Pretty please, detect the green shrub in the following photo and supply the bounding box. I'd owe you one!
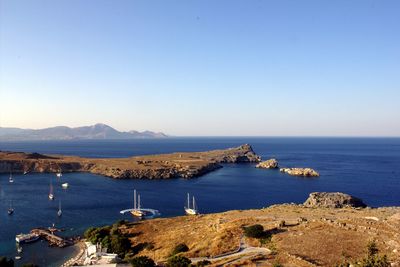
[171,243,189,255]
[166,255,191,267]
[244,224,265,238]
[110,234,131,257]
[130,256,155,267]
[0,257,14,267]
[272,263,284,267]
[195,260,211,266]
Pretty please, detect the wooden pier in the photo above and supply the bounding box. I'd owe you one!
[30,228,73,247]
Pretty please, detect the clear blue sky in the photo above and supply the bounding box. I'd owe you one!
[1,0,399,136]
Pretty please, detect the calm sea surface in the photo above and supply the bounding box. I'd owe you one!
[1,137,399,266]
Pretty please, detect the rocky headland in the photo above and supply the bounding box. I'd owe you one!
[0,144,261,179]
[303,192,367,208]
[280,167,320,177]
[92,193,399,267]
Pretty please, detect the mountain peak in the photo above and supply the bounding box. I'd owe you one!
[0,124,167,141]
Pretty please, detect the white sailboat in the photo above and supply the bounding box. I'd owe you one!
[61,183,69,189]
[57,200,62,217]
[9,173,14,183]
[130,189,145,218]
[184,193,199,215]
[56,171,62,178]
[49,179,54,200]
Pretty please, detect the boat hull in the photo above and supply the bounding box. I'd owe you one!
[185,208,198,215]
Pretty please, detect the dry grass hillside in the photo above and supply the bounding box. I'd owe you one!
[119,204,400,266]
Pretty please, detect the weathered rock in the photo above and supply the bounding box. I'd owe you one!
[280,167,319,177]
[256,158,279,169]
[303,192,367,208]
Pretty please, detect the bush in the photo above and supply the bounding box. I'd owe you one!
[22,264,39,267]
[166,255,191,267]
[110,234,131,257]
[0,257,14,267]
[244,224,265,238]
[195,260,211,266]
[130,256,155,267]
[171,243,189,255]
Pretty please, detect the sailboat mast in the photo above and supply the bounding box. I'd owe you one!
[193,196,196,210]
[187,193,190,209]
[134,189,137,210]
[138,194,141,210]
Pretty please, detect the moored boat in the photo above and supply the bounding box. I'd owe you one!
[8,200,14,215]
[57,200,62,217]
[130,189,146,218]
[61,183,69,189]
[49,179,55,200]
[184,193,199,215]
[15,233,40,243]
[9,173,14,183]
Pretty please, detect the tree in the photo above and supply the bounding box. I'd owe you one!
[244,224,265,238]
[110,234,131,257]
[0,257,14,267]
[171,243,189,255]
[166,255,191,267]
[130,256,155,267]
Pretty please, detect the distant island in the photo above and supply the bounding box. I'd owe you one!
[0,123,167,141]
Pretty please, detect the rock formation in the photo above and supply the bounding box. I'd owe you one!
[303,192,367,208]
[0,144,260,180]
[256,158,279,169]
[280,167,319,177]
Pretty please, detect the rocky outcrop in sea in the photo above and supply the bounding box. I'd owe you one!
[280,167,319,177]
[256,158,279,169]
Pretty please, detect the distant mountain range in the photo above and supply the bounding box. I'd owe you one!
[0,123,167,141]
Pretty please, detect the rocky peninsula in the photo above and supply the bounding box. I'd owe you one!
[0,144,261,179]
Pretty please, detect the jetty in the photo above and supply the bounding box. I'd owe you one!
[30,228,74,247]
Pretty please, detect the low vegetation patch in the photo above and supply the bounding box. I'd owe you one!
[0,257,13,267]
[166,254,192,267]
[84,221,131,259]
[337,241,391,267]
[130,255,155,267]
[171,243,189,255]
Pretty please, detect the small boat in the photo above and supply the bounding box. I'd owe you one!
[57,200,62,217]
[23,170,29,175]
[15,233,40,243]
[56,171,62,178]
[17,245,22,253]
[15,256,21,260]
[8,200,14,215]
[130,189,145,218]
[184,193,199,215]
[61,183,69,189]
[49,179,55,200]
[9,173,14,183]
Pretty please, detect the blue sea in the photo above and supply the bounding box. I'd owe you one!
[0,137,399,266]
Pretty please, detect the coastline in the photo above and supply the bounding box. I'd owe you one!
[0,144,260,179]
